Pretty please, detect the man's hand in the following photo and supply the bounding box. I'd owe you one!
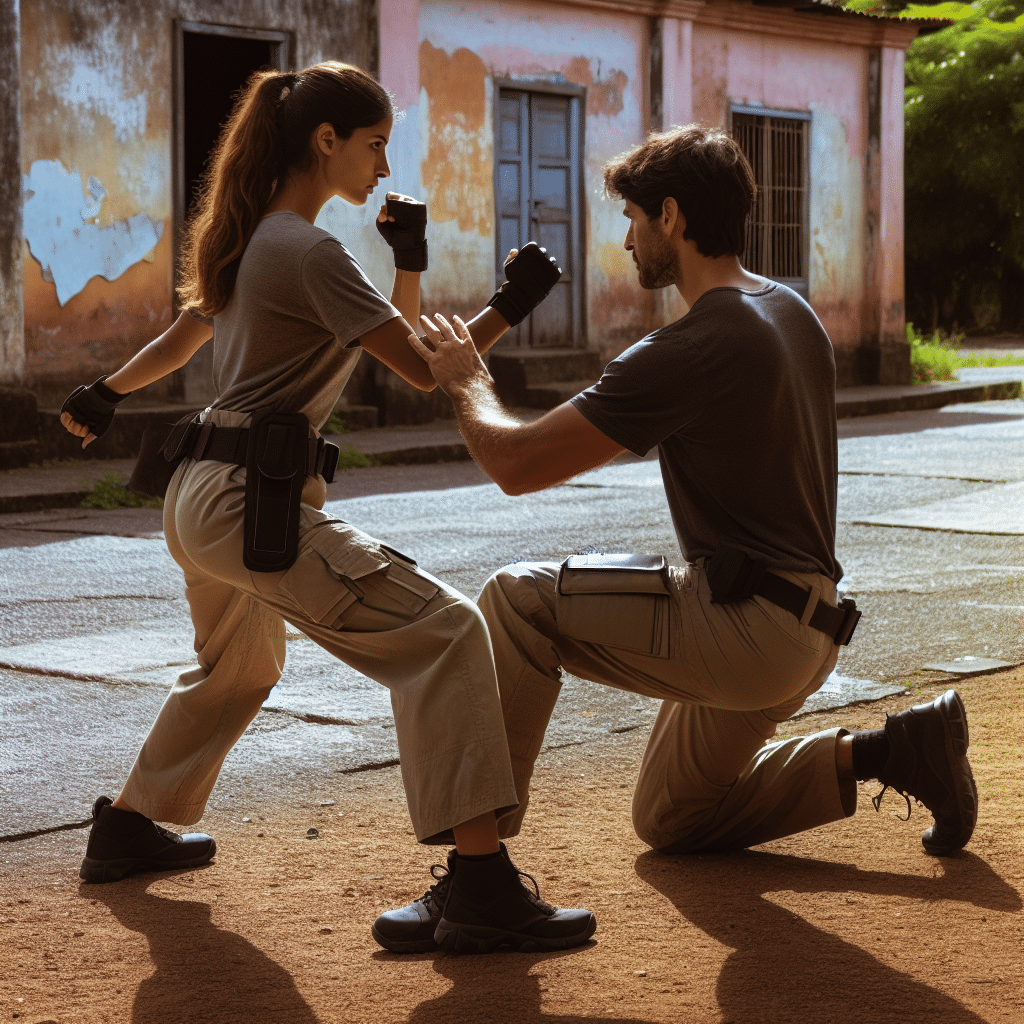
[408,314,490,395]
[376,192,428,272]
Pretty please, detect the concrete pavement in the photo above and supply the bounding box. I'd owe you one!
[1,371,1021,515]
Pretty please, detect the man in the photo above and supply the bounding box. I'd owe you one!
[403,125,976,866]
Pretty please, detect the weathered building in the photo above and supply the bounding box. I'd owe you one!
[1,0,933,424]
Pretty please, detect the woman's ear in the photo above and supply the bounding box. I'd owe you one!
[314,123,336,156]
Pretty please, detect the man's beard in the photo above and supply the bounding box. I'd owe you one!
[634,237,679,290]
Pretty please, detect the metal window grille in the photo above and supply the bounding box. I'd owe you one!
[732,111,808,282]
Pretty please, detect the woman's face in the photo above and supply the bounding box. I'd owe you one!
[322,114,393,206]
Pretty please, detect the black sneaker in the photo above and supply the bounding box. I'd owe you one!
[434,843,597,954]
[371,852,455,953]
[873,689,978,856]
[79,796,217,883]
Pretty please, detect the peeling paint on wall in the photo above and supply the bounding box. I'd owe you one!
[562,56,629,117]
[22,159,163,306]
[419,41,493,235]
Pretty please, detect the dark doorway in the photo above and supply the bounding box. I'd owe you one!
[182,33,276,218]
[173,21,291,401]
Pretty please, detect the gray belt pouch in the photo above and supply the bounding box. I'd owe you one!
[556,553,672,658]
[243,409,309,573]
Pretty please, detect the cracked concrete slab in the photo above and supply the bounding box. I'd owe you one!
[853,481,1024,535]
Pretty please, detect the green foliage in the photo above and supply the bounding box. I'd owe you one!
[908,323,961,382]
[324,412,347,435]
[906,322,1024,382]
[335,445,376,470]
[81,472,163,509]
[901,0,1024,331]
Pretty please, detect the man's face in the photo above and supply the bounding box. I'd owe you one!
[623,199,679,290]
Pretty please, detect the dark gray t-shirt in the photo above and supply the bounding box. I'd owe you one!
[572,282,842,581]
[209,211,399,429]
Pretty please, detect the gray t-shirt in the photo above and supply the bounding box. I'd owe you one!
[572,282,842,582]
[208,211,399,429]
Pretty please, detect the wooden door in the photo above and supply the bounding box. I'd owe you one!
[495,88,583,348]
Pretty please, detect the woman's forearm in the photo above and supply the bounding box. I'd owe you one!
[106,312,213,394]
[391,270,421,330]
[463,306,510,356]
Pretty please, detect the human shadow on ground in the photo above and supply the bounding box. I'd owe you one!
[399,944,660,1024]
[838,407,1024,439]
[85,876,320,1024]
[635,848,1020,1024]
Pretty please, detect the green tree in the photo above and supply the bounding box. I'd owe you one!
[900,0,1024,332]
[833,0,1024,331]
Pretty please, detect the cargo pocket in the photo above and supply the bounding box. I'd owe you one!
[279,524,438,631]
[555,555,672,658]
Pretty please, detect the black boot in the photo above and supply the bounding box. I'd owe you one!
[873,689,977,856]
[79,796,217,883]
[434,844,596,954]
[371,851,456,953]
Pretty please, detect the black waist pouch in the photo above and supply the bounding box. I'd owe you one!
[243,410,309,573]
[127,413,200,499]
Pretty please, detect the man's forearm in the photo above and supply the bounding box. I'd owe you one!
[447,376,526,491]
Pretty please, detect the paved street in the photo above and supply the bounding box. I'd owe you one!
[1,397,1022,840]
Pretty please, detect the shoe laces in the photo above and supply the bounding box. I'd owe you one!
[871,784,914,821]
[513,867,556,914]
[416,863,452,912]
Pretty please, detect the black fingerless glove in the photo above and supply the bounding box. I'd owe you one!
[487,242,562,327]
[60,376,132,439]
[376,197,428,272]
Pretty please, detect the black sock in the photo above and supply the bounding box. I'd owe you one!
[851,729,890,781]
[457,850,502,863]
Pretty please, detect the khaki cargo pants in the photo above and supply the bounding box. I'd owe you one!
[478,560,857,853]
[121,410,518,841]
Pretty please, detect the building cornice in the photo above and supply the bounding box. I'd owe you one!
[551,0,925,50]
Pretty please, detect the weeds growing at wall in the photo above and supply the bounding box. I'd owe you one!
[81,472,163,509]
[908,323,1024,384]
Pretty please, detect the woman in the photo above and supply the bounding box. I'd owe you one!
[61,61,594,955]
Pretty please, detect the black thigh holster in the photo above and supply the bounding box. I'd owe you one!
[243,410,310,573]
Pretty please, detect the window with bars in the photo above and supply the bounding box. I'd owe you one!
[731,106,810,295]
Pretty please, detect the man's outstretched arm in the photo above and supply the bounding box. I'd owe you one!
[409,314,625,495]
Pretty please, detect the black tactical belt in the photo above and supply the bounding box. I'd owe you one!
[181,421,340,484]
[706,545,860,647]
[754,571,861,647]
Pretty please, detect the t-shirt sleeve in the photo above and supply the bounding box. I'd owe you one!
[571,334,700,457]
[300,238,401,347]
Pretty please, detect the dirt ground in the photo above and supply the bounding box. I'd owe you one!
[2,669,1022,1024]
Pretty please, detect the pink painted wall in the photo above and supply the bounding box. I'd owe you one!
[417,0,651,354]
[688,24,873,361]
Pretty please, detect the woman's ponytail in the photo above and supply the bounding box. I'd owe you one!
[178,70,293,316]
[178,62,393,318]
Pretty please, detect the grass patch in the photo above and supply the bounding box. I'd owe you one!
[81,471,163,509]
[908,323,1024,384]
[908,324,961,383]
[335,445,376,470]
[324,412,347,435]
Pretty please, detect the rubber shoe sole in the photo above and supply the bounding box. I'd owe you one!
[79,839,217,884]
[369,923,439,954]
[434,913,597,954]
[921,689,976,856]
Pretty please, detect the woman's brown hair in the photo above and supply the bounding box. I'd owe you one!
[178,61,393,317]
[604,125,756,260]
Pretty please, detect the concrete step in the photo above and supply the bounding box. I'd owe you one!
[36,405,204,461]
[489,348,603,407]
